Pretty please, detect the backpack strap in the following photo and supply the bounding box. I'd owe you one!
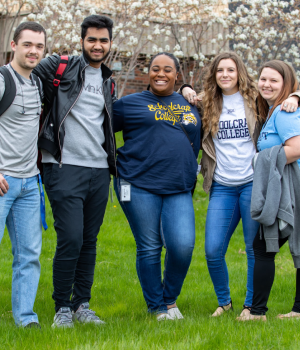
[31,73,42,102]
[0,66,16,117]
[53,55,69,87]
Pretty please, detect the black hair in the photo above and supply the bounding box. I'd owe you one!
[148,52,180,73]
[81,15,113,40]
[13,22,46,44]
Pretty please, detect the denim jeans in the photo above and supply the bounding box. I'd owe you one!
[205,181,259,307]
[0,175,42,326]
[114,177,195,314]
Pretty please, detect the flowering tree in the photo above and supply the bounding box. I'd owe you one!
[159,0,230,91]
[3,0,300,96]
[2,0,231,95]
[228,0,300,79]
[22,0,98,56]
[99,0,231,96]
[99,0,170,97]
[0,0,30,65]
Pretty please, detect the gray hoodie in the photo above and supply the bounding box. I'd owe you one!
[251,144,300,268]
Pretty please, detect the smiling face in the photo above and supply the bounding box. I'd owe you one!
[258,67,284,106]
[149,55,178,96]
[11,29,45,70]
[81,27,112,68]
[215,58,239,95]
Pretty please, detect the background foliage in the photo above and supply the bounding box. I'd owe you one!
[1,0,300,96]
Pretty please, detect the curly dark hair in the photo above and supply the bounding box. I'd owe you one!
[148,52,180,73]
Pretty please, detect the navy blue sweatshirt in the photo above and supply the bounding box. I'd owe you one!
[113,91,201,194]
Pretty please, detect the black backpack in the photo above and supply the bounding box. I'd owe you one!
[0,65,42,116]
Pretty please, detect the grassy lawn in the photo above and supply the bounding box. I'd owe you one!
[0,135,299,349]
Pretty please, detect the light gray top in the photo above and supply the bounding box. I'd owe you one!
[0,64,42,178]
[42,65,108,168]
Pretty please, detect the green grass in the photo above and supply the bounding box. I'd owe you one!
[1,135,299,349]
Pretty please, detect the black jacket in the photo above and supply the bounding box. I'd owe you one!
[33,54,117,176]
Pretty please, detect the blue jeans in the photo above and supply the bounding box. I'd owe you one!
[0,175,42,326]
[114,177,195,314]
[205,181,259,307]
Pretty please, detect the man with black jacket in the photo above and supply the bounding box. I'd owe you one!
[33,15,117,328]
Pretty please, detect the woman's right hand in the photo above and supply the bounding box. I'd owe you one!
[182,87,200,105]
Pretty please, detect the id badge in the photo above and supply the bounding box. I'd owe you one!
[120,179,131,201]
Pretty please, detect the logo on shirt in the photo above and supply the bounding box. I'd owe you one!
[182,113,197,126]
[217,118,250,140]
[258,132,268,142]
[257,132,268,150]
[84,83,103,95]
[147,102,197,126]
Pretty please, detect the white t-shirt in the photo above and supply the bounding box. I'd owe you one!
[212,91,256,186]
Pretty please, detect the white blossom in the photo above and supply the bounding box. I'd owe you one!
[174,50,184,58]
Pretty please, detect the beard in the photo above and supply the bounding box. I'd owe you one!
[82,43,111,64]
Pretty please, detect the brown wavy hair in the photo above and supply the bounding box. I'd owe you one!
[202,51,258,136]
[257,60,299,122]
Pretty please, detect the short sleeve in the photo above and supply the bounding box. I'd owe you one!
[0,73,5,101]
[113,98,124,133]
[274,109,300,143]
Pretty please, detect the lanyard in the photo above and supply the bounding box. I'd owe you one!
[38,174,48,231]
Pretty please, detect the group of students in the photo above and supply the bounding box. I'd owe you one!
[1,14,300,329]
[180,53,300,321]
[116,51,300,322]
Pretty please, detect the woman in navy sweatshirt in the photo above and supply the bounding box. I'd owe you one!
[113,53,201,321]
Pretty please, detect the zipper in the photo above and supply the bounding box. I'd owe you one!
[57,63,89,168]
[103,77,118,177]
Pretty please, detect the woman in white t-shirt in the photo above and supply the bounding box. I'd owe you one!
[181,51,299,317]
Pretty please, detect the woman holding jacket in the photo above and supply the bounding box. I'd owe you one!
[182,52,298,317]
[237,60,300,321]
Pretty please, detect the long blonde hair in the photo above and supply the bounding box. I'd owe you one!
[202,51,258,136]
